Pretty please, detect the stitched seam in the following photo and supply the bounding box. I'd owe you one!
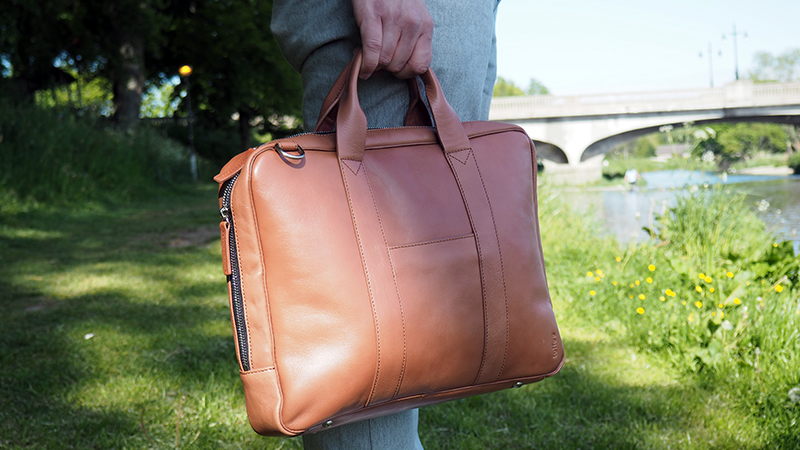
[247,157,290,434]
[449,150,471,165]
[363,169,408,399]
[341,158,362,175]
[341,166,382,405]
[240,366,276,375]
[388,234,474,250]
[447,150,490,385]
[472,154,511,381]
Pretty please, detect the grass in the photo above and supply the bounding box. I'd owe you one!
[1,182,798,449]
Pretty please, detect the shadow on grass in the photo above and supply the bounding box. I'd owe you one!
[420,336,768,450]
[0,186,301,448]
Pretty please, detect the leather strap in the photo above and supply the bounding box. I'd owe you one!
[314,57,431,133]
[333,51,510,392]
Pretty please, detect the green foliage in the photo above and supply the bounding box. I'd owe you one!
[750,48,800,83]
[538,184,800,446]
[493,76,525,96]
[493,76,550,96]
[527,78,550,95]
[611,134,659,160]
[693,123,788,168]
[0,101,203,208]
[789,152,800,174]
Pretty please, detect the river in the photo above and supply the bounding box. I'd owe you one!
[557,170,800,255]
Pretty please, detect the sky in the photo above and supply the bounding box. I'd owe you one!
[494,0,800,96]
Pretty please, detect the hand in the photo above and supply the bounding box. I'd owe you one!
[351,0,434,79]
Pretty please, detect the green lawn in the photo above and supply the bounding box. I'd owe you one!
[1,184,796,449]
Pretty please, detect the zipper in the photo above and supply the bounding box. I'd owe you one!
[219,174,250,371]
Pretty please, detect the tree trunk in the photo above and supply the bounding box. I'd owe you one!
[238,109,251,152]
[112,31,145,131]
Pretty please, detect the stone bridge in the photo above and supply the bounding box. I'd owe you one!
[489,81,800,166]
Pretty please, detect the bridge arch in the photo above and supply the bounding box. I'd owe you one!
[491,81,800,165]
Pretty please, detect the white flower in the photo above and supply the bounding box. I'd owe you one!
[757,200,770,212]
[789,387,800,404]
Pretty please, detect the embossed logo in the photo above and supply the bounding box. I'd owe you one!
[551,333,559,358]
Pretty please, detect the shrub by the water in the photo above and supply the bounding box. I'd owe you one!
[0,102,204,208]
[789,151,800,174]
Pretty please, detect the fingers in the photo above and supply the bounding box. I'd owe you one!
[352,0,434,79]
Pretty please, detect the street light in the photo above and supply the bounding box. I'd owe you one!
[698,43,722,87]
[179,65,198,182]
[722,24,748,81]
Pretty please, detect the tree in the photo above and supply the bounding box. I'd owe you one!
[153,0,302,156]
[749,48,800,83]
[693,123,787,170]
[493,76,550,97]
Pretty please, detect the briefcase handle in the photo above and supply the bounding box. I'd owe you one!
[314,50,473,163]
[314,60,431,132]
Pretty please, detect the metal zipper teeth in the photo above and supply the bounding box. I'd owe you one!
[220,174,250,371]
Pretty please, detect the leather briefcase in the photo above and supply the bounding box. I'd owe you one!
[214,51,564,437]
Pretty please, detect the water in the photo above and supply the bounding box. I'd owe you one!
[558,170,800,255]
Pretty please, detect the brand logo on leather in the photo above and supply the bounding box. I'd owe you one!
[551,333,558,358]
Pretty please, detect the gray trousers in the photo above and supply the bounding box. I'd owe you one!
[271,1,501,448]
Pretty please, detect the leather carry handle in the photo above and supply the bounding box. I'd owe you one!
[320,50,472,162]
[314,60,431,132]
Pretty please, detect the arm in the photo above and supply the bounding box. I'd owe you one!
[351,0,434,80]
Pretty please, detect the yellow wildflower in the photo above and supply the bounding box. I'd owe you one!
[595,277,601,282]
[699,273,706,279]
[695,301,703,308]
[635,280,640,286]
[746,281,751,286]
[646,277,653,284]
[682,301,687,305]
[726,271,734,278]
[630,283,635,288]
[629,295,634,299]
[636,307,645,314]
[718,303,723,309]
[695,286,703,293]
[590,290,596,296]
[704,276,712,283]
[587,271,594,277]
[734,298,741,305]
[596,269,604,276]
[665,289,676,297]
[612,281,618,286]
[721,312,725,319]
[776,285,784,293]
[709,287,715,293]
[616,256,621,262]
[712,312,716,317]
[639,294,646,300]
[660,296,666,302]
[688,313,694,323]
[648,264,656,271]
[774,243,779,247]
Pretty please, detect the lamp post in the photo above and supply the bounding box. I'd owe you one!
[722,24,748,81]
[179,65,198,182]
[699,43,721,87]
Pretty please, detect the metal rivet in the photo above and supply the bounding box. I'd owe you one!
[514,382,524,388]
[323,420,333,428]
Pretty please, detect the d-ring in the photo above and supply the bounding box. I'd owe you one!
[276,143,305,160]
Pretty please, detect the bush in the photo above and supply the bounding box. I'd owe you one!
[0,102,205,208]
[789,152,800,174]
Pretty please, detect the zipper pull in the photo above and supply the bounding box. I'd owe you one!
[219,207,232,276]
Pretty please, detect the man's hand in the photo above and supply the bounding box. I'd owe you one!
[351,0,434,79]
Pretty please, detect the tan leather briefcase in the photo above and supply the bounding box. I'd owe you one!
[214,51,564,436]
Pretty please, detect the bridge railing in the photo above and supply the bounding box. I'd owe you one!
[489,81,800,120]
